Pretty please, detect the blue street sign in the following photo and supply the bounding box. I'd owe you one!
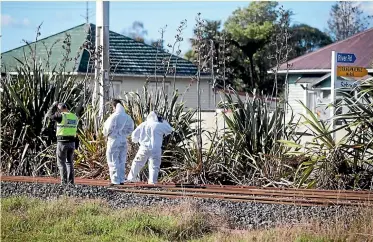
[336,53,356,63]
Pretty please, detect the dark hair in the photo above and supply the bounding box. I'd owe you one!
[111,99,122,107]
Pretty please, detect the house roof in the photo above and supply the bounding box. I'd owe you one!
[1,23,203,77]
[278,28,373,72]
[296,73,331,86]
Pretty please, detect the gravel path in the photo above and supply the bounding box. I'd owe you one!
[1,181,361,229]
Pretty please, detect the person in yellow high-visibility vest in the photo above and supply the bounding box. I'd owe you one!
[47,101,78,184]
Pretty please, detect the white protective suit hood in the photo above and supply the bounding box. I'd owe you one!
[116,103,126,114]
[131,111,173,150]
[146,111,159,123]
[103,103,134,140]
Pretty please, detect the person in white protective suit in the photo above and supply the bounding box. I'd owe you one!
[103,99,134,186]
[127,111,173,184]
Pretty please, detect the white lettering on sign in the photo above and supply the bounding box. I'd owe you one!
[335,80,359,89]
[337,54,354,63]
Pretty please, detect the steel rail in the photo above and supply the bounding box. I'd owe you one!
[122,183,373,194]
[118,187,372,202]
[125,192,326,207]
[108,188,373,207]
[2,175,372,194]
[114,184,372,199]
[1,175,372,207]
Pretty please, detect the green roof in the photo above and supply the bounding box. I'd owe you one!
[1,23,202,77]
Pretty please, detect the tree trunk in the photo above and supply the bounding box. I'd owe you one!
[248,54,255,89]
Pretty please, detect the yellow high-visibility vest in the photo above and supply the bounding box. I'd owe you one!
[56,112,78,137]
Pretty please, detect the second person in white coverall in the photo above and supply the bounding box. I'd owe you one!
[103,99,134,186]
[127,111,173,184]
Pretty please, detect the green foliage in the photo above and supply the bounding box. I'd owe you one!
[289,24,333,59]
[74,104,109,179]
[122,21,164,48]
[224,2,279,89]
[3,196,373,242]
[123,85,197,149]
[281,95,373,189]
[224,1,278,44]
[2,10,373,190]
[184,4,335,94]
[121,84,198,181]
[0,37,86,176]
[289,102,349,189]
[216,90,300,185]
[184,49,197,62]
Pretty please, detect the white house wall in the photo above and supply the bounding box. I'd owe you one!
[287,83,305,122]
[284,74,372,145]
[77,75,278,112]
[110,76,215,110]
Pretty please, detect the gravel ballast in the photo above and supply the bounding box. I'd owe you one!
[1,181,361,229]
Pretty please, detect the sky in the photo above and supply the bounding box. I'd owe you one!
[1,1,373,55]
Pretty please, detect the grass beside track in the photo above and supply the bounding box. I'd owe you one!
[1,196,373,242]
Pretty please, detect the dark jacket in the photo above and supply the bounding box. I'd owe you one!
[46,105,80,148]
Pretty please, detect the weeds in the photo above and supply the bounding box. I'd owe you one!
[2,196,373,242]
[1,197,219,242]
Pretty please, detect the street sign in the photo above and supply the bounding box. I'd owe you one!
[336,53,356,63]
[337,66,368,77]
[335,80,359,89]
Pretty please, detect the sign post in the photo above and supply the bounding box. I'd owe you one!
[330,51,337,140]
[331,52,359,141]
[337,66,368,77]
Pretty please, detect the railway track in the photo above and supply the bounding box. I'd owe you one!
[1,175,372,207]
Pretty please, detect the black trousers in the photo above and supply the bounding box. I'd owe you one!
[56,141,75,184]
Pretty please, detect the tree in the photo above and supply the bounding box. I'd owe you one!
[184,49,196,62]
[183,3,338,94]
[186,19,222,63]
[122,21,164,49]
[289,24,333,59]
[327,1,372,41]
[224,1,279,88]
[124,21,148,42]
[191,19,221,43]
